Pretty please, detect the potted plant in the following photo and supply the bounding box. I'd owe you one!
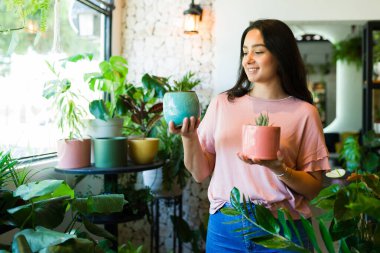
[143,72,202,127]
[43,54,92,169]
[84,55,130,138]
[121,85,163,165]
[242,112,281,160]
[332,35,362,69]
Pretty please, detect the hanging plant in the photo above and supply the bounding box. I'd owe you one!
[332,35,362,68]
[2,0,53,32]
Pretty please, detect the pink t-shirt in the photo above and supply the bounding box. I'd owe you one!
[197,93,330,218]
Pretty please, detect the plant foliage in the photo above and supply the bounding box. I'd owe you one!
[332,36,362,68]
[84,55,130,121]
[255,112,269,126]
[43,53,93,139]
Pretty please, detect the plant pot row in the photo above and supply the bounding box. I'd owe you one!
[57,119,159,169]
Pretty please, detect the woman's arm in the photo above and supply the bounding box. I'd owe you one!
[238,152,323,200]
[169,116,215,182]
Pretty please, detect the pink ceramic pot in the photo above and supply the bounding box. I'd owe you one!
[242,125,281,160]
[57,138,91,169]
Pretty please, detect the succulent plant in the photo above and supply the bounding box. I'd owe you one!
[255,112,269,126]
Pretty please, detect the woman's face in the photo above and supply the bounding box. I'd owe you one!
[242,29,278,84]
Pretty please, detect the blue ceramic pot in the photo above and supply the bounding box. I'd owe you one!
[163,91,200,127]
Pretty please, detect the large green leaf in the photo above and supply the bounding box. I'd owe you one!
[7,196,70,229]
[141,73,168,98]
[89,100,110,121]
[255,205,280,234]
[334,190,352,221]
[72,194,126,214]
[11,227,75,253]
[310,184,341,207]
[13,180,73,201]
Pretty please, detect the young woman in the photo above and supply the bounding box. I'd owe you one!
[169,19,330,252]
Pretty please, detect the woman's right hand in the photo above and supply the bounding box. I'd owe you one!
[168,116,200,138]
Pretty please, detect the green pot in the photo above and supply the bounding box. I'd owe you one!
[94,137,127,168]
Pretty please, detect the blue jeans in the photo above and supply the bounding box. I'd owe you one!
[206,203,313,252]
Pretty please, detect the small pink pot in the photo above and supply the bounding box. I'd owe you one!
[57,138,91,169]
[242,125,281,160]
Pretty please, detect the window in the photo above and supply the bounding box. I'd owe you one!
[0,0,113,159]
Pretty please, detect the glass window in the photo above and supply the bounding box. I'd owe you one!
[0,0,107,159]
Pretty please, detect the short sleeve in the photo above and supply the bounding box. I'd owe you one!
[197,96,218,154]
[296,106,330,172]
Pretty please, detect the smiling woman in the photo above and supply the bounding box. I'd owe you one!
[0,0,110,159]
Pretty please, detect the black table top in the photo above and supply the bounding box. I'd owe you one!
[54,160,164,175]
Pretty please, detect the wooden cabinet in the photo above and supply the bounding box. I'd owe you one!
[363,21,380,133]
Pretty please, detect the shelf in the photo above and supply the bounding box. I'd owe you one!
[54,160,164,175]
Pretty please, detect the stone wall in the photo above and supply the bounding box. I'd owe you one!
[118,0,215,252]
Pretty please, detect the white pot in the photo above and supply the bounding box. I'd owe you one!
[142,167,182,197]
[374,122,380,134]
[86,118,124,138]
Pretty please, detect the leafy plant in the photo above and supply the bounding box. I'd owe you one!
[2,0,53,32]
[311,173,380,252]
[332,35,362,68]
[155,120,190,191]
[141,71,201,98]
[339,131,380,174]
[373,31,380,63]
[118,241,146,253]
[222,187,342,253]
[0,179,126,252]
[121,86,163,137]
[43,53,93,140]
[255,112,269,126]
[171,213,208,253]
[0,150,35,190]
[84,55,130,121]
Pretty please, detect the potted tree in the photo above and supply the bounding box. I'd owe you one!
[242,112,281,160]
[84,55,129,138]
[43,54,92,169]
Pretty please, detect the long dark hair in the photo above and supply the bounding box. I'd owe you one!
[226,19,313,104]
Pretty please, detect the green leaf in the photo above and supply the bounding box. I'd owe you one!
[141,73,168,98]
[171,216,193,243]
[230,187,242,212]
[255,205,280,234]
[282,209,303,247]
[251,235,308,252]
[13,180,68,201]
[277,209,292,241]
[7,196,70,229]
[11,227,75,253]
[310,184,341,207]
[300,216,322,253]
[339,238,350,253]
[73,194,126,215]
[220,207,241,216]
[318,219,335,253]
[89,100,110,121]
